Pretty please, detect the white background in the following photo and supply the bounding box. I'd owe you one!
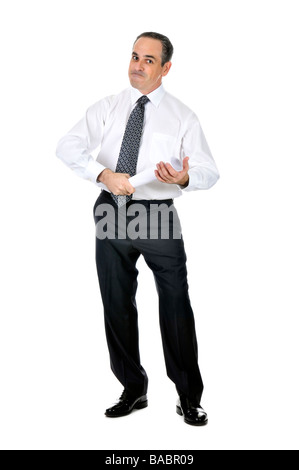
[0,0,298,450]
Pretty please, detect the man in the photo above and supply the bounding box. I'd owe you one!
[56,32,219,426]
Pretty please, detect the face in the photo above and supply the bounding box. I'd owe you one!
[128,37,172,95]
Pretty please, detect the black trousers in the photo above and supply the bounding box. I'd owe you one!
[93,190,204,403]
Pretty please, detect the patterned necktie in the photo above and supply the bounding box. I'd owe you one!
[111,95,150,208]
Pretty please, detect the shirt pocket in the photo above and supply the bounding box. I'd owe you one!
[149,133,178,165]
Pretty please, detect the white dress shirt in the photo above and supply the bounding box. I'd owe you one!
[56,84,219,200]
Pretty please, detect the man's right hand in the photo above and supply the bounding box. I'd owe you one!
[97,169,135,196]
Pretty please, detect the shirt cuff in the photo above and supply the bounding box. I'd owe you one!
[181,167,220,191]
[84,158,106,184]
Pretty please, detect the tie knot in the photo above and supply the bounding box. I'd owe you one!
[137,95,150,106]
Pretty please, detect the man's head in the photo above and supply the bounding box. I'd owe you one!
[129,32,173,95]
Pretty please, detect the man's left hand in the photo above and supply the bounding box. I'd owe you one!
[155,157,190,187]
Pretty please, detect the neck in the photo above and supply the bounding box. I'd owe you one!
[135,82,162,96]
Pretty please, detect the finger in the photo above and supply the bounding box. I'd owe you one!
[182,157,190,171]
[126,182,135,194]
[158,162,172,180]
[165,163,178,177]
[156,168,170,183]
[163,162,177,178]
[155,170,167,183]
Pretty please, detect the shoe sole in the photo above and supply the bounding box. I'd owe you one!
[105,399,148,418]
[176,405,208,427]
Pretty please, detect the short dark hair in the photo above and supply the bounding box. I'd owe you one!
[134,32,174,66]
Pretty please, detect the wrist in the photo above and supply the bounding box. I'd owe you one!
[97,168,113,184]
[179,174,189,188]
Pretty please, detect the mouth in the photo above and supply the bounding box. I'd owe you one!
[131,72,145,78]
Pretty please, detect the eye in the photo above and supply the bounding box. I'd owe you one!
[132,56,139,61]
[146,59,153,64]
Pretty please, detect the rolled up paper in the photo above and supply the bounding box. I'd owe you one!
[97,158,183,191]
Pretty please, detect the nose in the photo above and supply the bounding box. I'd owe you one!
[133,61,144,72]
[129,60,144,76]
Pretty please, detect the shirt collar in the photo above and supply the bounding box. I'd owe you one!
[130,84,166,108]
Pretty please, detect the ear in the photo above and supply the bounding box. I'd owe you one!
[162,61,172,77]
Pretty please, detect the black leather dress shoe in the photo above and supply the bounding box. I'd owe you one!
[176,395,208,426]
[105,390,148,418]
